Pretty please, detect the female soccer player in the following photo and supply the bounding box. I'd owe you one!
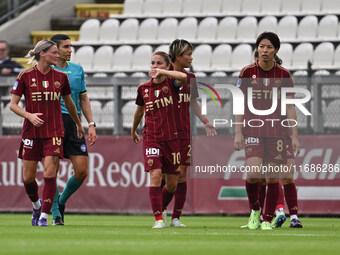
[234,32,302,230]
[10,40,84,226]
[163,39,217,227]
[242,49,302,229]
[131,51,187,228]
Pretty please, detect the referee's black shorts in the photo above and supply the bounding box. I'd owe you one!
[63,114,88,158]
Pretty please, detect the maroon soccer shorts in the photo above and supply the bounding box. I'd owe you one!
[244,136,287,164]
[179,139,191,166]
[18,137,64,161]
[143,140,180,175]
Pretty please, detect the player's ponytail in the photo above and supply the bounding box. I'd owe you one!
[25,40,56,65]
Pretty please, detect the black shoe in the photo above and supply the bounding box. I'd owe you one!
[289,219,303,228]
[58,195,65,223]
[52,216,64,226]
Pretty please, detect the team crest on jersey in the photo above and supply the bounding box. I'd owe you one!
[13,81,18,90]
[162,86,169,93]
[154,90,160,97]
[148,159,153,166]
[263,78,270,86]
[42,81,49,88]
[54,81,61,88]
[252,74,256,79]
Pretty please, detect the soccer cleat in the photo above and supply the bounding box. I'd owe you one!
[31,199,42,226]
[240,223,248,229]
[162,210,167,227]
[170,218,186,227]
[241,215,250,228]
[289,219,303,228]
[261,221,272,230]
[52,216,64,226]
[152,220,165,229]
[248,209,261,230]
[38,218,48,227]
[271,211,286,228]
[58,195,65,223]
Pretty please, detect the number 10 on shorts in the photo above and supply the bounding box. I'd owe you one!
[172,152,180,164]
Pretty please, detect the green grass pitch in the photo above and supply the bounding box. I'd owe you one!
[1,214,340,255]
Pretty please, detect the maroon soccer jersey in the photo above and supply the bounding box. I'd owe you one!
[238,61,293,137]
[11,66,71,138]
[136,77,179,142]
[176,70,199,139]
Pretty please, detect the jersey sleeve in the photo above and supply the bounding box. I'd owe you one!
[135,85,144,106]
[10,71,25,96]
[61,73,72,96]
[190,74,199,100]
[237,67,248,95]
[283,70,295,97]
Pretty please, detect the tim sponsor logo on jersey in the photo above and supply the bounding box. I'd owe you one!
[145,96,173,112]
[31,91,61,102]
[145,148,160,157]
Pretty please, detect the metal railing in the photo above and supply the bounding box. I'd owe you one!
[0,0,43,25]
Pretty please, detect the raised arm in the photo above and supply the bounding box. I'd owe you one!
[149,68,187,86]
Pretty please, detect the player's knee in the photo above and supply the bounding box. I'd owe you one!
[178,175,186,183]
[266,178,279,184]
[281,178,294,185]
[166,184,177,193]
[149,171,162,186]
[246,177,258,184]
[23,176,35,184]
[44,166,58,178]
[75,168,88,181]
